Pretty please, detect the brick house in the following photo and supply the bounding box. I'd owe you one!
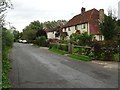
[62,7,104,41]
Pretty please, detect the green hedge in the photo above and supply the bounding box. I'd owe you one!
[49,43,68,52]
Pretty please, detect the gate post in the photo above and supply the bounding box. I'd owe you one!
[68,43,73,54]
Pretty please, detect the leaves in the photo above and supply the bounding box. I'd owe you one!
[100,15,116,40]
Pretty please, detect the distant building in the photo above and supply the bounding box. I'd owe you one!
[62,7,105,41]
[45,26,62,39]
[118,1,120,19]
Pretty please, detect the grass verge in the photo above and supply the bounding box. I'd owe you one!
[49,48,92,61]
[2,47,12,88]
[68,54,92,61]
[49,48,68,55]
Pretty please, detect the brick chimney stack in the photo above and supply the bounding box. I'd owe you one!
[99,9,104,22]
[81,7,85,14]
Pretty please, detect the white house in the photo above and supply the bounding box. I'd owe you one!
[45,26,62,39]
[62,7,104,41]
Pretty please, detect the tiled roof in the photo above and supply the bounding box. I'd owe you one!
[45,26,62,33]
[63,8,101,35]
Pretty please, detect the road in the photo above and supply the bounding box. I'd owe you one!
[10,43,118,88]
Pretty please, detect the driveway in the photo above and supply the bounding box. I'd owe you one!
[9,43,118,88]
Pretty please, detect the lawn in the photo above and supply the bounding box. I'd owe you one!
[49,48,92,61]
[49,48,68,55]
[68,54,92,61]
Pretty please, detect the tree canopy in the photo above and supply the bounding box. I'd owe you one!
[100,15,116,40]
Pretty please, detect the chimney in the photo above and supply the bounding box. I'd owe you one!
[99,9,104,22]
[81,7,85,14]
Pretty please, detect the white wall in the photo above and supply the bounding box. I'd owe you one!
[62,23,89,39]
[95,35,104,41]
[47,32,55,39]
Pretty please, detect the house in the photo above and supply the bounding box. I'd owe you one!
[45,26,62,39]
[62,7,104,41]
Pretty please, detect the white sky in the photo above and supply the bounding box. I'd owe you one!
[5,0,120,32]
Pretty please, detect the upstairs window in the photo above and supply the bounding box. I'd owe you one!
[68,27,71,31]
[81,24,86,29]
[75,25,78,30]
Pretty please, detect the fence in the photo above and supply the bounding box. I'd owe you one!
[49,43,119,61]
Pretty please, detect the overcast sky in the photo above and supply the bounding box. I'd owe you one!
[5,0,120,32]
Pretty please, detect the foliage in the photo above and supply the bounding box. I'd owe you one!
[13,30,19,42]
[70,32,93,46]
[70,33,79,45]
[2,27,14,88]
[36,36,46,46]
[0,0,13,27]
[100,15,116,41]
[2,27,14,48]
[49,43,68,52]
[60,32,68,40]
[22,29,36,42]
[36,29,47,38]
[117,20,120,26]
[93,41,102,59]
[43,20,67,29]
[22,20,43,42]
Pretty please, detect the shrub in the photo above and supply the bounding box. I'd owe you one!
[93,41,102,59]
[36,36,46,46]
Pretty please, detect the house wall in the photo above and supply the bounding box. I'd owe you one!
[47,32,55,39]
[94,35,104,41]
[67,26,76,36]
[63,23,89,39]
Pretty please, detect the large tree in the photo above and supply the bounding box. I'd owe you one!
[22,20,43,42]
[100,15,116,41]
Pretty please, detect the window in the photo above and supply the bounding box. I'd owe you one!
[68,27,70,31]
[64,28,66,32]
[99,35,102,41]
[75,25,78,30]
[81,24,86,29]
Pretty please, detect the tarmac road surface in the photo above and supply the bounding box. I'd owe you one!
[9,43,118,88]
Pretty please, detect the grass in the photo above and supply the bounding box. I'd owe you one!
[49,48,92,61]
[68,54,92,61]
[114,53,119,61]
[2,47,12,88]
[49,48,68,55]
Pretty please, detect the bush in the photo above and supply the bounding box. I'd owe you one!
[36,36,46,46]
[93,41,102,59]
[2,27,14,88]
[60,44,68,51]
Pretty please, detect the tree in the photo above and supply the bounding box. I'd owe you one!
[100,14,117,60]
[13,30,19,42]
[22,20,43,42]
[36,29,47,38]
[43,20,67,29]
[100,15,116,41]
[29,20,43,30]
[0,0,13,27]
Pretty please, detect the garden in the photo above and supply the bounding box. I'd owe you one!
[48,32,119,62]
